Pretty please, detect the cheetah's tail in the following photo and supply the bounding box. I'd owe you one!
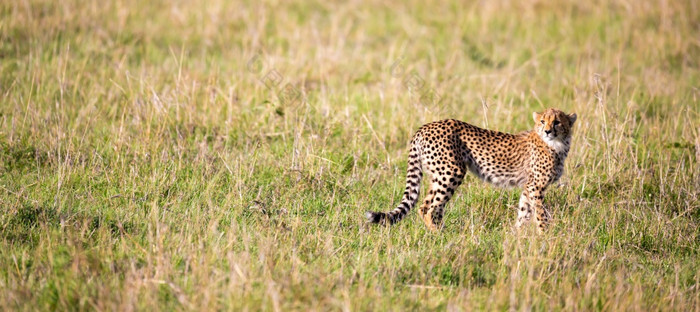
[366,134,423,225]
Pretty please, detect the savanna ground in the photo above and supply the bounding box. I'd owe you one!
[1,0,699,310]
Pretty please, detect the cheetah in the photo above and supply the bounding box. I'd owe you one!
[366,108,577,232]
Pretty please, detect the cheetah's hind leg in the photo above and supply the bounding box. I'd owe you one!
[419,167,464,231]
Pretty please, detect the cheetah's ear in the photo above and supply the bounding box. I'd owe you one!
[568,113,577,125]
[532,112,541,123]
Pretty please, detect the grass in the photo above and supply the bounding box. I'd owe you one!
[1,0,699,310]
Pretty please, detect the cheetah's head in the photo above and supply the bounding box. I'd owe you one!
[533,108,577,151]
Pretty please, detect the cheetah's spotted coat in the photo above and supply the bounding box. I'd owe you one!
[366,108,577,232]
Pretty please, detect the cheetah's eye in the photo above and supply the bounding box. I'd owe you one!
[553,120,560,126]
[540,120,544,124]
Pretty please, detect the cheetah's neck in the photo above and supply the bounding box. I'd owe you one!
[543,136,571,156]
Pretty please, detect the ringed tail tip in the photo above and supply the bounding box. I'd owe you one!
[365,211,385,224]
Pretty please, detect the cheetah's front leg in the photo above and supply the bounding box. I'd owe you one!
[529,188,550,233]
[515,192,532,228]
[518,183,551,233]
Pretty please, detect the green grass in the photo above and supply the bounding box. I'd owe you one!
[1,0,699,310]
